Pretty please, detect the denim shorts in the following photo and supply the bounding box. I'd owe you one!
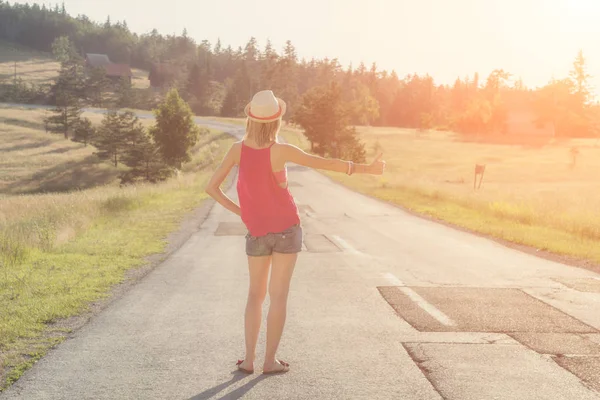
[245,224,303,257]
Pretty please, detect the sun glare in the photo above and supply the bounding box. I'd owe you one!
[568,0,600,12]
[562,0,600,21]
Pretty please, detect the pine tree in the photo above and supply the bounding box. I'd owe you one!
[569,49,592,106]
[86,67,109,107]
[214,38,222,55]
[220,86,238,117]
[45,57,85,139]
[244,37,259,61]
[118,111,145,145]
[51,36,77,63]
[220,64,252,117]
[115,76,134,108]
[150,88,201,169]
[346,83,380,126]
[260,39,279,89]
[116,112,171,183]
[293,82,365,162]
[93,110,137,167]
[198,40,213,77]
[120,131,171,184]
[186,63,209,113]
[283,40,297,63]
[270,40,299,117]
[367,62,379,94]
[71,117,95,146]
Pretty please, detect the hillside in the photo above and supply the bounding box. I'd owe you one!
[0,105,123,195]
[0,40,149,89]
[0,40,59,84]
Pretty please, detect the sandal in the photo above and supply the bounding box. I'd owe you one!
[262,360,290,375]
[236,359,254,374]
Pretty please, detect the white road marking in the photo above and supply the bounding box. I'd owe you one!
[383,272,405,286]
[331,235,361,255]
[382,273,456,327]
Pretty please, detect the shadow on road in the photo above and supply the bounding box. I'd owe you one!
[188,373,269,400]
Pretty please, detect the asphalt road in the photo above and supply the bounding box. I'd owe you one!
[1,106,600,399]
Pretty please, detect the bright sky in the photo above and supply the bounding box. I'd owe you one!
[15,0,600,91]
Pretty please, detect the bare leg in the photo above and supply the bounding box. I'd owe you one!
[239,255,270,372]
[263,252,297,373]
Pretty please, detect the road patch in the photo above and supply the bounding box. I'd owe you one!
[554,356,600,393]
[378,287,597,333]
[404,343,600,400]
[510,332,600,356]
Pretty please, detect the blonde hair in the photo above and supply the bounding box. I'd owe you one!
[244,118,281,147]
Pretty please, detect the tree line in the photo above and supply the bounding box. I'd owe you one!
[1,1,598,165]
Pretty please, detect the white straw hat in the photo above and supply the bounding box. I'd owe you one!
[244,90,287,123]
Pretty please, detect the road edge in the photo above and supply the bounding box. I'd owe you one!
[0,150,235,394]
[316,170,600,275]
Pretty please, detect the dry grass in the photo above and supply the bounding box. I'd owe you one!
[0,41,59,84]
[131,68,150,89]
[351,126,600,217]
[0,106,124,195]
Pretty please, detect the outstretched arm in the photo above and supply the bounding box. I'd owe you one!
[281,144,385,175]
[205,144,242,216]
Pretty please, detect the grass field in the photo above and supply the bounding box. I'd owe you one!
[0,106,123,195]
[0,40,149,89]
[0,106,164,195]
[278,125,600,266]
[0,107,234,390]
[0,41,60,85]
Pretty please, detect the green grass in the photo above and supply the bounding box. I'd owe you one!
[0,108,234,390]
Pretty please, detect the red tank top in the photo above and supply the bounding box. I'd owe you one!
[237,142,300,237]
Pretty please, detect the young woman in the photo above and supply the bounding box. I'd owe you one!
[206,90,385,375]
